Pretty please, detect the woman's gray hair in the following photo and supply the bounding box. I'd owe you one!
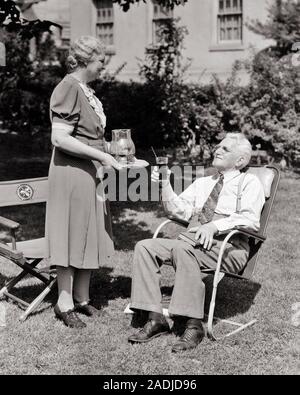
[226,133,252,169]
[66,36,106,72]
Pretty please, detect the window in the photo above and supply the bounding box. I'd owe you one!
[0,42,5,67]
[95,0,114,46]
[218,0,243,43]
[152,0,173,45]
[60,22,71,49]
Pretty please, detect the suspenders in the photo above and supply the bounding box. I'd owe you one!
[236,172,247,214]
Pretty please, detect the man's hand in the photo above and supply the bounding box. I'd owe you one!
[188,223,218,250]
[151,166,171,187]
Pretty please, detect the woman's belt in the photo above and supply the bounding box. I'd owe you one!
[75,135,105,150]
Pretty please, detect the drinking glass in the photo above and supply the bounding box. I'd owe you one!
[111,129,136,164]
[156,156,169,182]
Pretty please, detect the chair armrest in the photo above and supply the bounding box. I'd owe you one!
[153,215,189,239]
[167,215,189,228]
[0,216,20,230]
[233,228,266,242]
[218,227,266,242]
[0,242,23,261]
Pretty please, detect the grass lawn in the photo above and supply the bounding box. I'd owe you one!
[0,155,299,375]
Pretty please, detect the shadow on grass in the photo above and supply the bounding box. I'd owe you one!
[129,275,261,330]
[90,267,132,308]
[0,270,58,317]
[111,216,157,251]
[0,271,8,289]
[0,267,134,316]
[203,275,261,320]
[110,201,167,251]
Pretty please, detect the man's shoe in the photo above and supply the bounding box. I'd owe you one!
[171,325,205,353]
[54,305,86,329]
[74,301,101,317]
[128,319,170,343]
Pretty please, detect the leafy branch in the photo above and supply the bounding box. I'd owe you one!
[113,0,188,12]
[0,0,61,39]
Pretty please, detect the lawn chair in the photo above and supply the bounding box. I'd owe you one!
[125,165,280,340]
[0,177,56,321]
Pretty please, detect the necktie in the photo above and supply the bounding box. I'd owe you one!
[196,173,224,225]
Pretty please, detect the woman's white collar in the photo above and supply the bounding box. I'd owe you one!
[78,82,107,128]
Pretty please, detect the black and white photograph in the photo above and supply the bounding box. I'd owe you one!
[0,0,299,377]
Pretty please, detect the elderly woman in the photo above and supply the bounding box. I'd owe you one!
[46,36,122,328]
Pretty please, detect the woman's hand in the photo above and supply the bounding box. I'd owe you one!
[188,223,218,250]
[104,140,111,154]
[100,153,123,171]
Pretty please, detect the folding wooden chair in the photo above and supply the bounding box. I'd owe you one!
[125,165,280,340]
[0,177,56,321]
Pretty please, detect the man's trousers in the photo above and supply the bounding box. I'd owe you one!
[130,235,249,319]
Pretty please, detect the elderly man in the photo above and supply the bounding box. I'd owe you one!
[128,133,265,352]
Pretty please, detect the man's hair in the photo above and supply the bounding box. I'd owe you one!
[226,133,252,169]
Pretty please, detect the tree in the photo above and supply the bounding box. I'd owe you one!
[113,0,188,12]
[0,1,64,154]
[138,18,194,147]
[0,0,61,39]
[248,0,300,57]
[0,28,64,153]
[246,0,300,166]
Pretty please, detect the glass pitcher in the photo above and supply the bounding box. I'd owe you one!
[110,129,136,164]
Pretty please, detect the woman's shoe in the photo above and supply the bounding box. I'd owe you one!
[74,301,101,317]
[54,305,86,329]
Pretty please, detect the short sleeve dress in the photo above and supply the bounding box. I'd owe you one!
[45,74,114,269]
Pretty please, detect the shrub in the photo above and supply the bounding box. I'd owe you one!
[137,18,197,148]
[206,53,300,165]
[0,21,299,166]
[0,31,64,155]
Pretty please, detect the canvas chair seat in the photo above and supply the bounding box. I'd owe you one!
[0,177,56,321]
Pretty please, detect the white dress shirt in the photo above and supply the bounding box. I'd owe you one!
[161,169,265,232]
